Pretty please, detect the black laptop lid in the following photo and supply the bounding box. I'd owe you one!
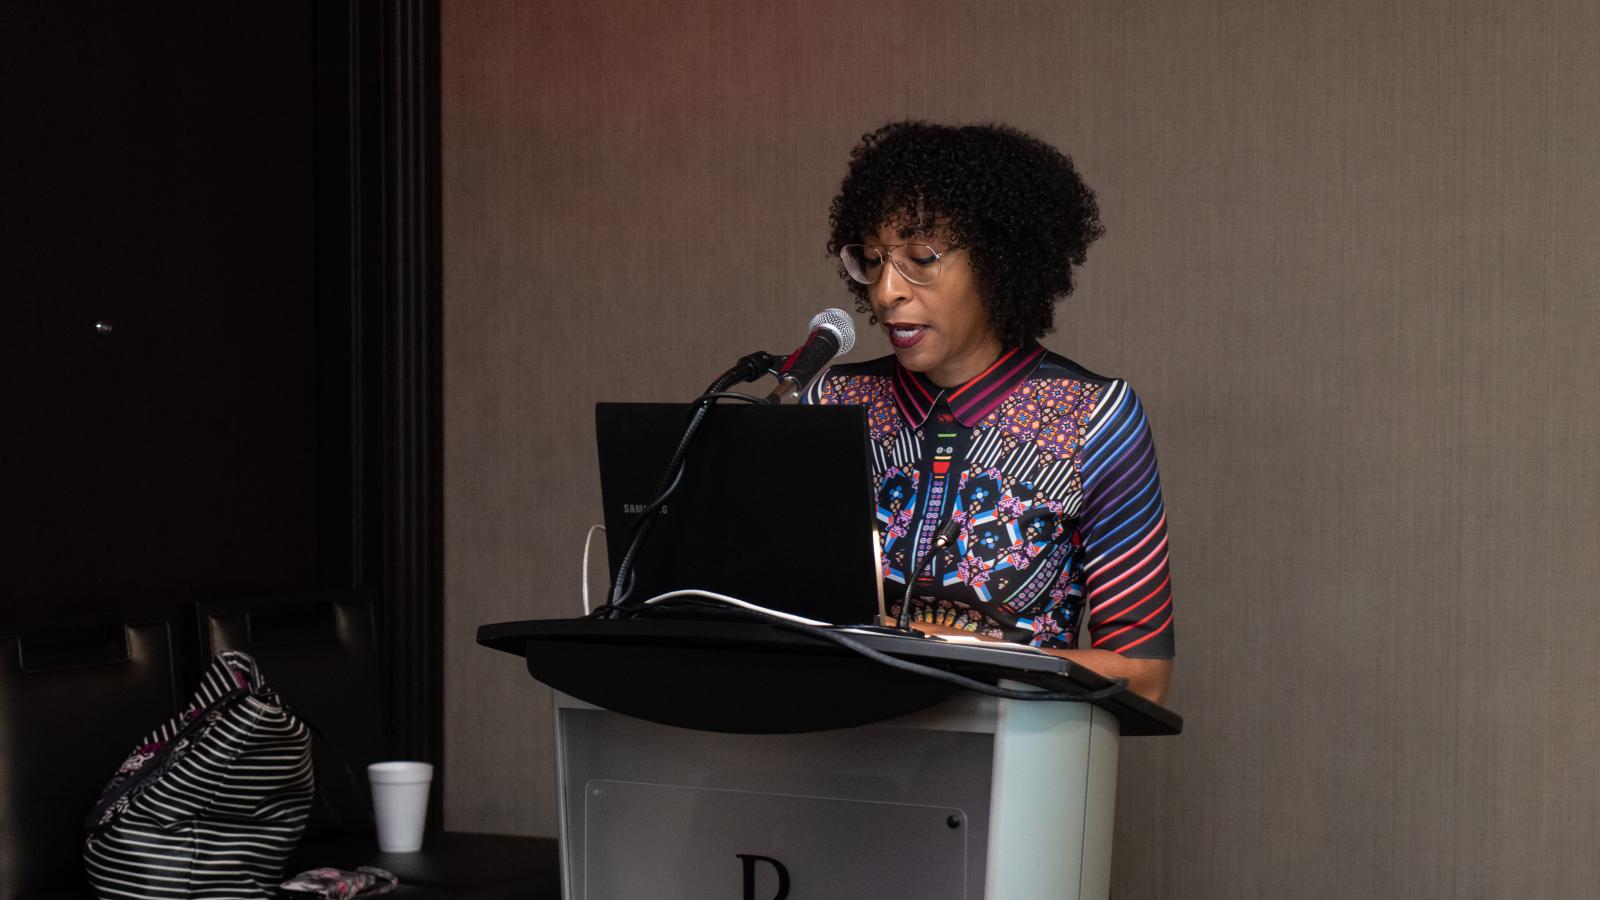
[595,403,885,626]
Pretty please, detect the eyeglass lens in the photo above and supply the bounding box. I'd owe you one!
[840,244,941,286]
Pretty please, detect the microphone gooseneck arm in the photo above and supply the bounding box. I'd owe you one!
[603,310,855,610]
[728,351,778,385]
[606,360,762,611]
[896,517,963,633]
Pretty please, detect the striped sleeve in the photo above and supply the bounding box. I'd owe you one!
[1077,381,1175,658]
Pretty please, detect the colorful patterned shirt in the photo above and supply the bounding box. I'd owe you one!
[804,344,1175,658]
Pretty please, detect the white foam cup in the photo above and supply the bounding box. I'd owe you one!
[368,761,433,852]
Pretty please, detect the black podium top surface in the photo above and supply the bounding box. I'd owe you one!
[478,616,1181,737]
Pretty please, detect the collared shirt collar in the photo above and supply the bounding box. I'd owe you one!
[890,343,1048,428]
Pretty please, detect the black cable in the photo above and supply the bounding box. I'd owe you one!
[607,397,720,608]
[616,461,685,542]
[694,391,763,405]
[606,357,774,610]
[631,596,1130,703]
[897,517,963,632]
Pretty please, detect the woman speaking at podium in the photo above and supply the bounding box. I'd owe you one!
[806,121,1174,703]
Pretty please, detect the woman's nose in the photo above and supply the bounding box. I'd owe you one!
[871,259,909,309]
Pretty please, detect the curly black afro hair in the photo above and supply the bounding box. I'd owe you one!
[827,121,1104,349]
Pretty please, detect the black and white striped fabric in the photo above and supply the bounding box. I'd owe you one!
[84,651,314,899]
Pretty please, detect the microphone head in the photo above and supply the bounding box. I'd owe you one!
[808,307,856,356]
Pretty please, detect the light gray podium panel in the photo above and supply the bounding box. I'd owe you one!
[556,704,995,899]
[983,693,1119,900]
[583,779,967,899]
[553,693,1119,900]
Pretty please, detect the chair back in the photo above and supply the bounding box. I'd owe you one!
[0,620,179,900]
[199,594,388,833]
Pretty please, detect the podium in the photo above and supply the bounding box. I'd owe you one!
[479,617,1180,900]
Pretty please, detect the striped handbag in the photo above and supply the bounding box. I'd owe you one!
[83,651,314,899]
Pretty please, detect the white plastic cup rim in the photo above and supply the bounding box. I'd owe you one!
[368,761,434,785]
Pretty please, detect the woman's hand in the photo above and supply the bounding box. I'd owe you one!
[905,621,1173,705]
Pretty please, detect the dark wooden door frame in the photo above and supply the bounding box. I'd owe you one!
[371,0,444,785]
[330,0,443,798]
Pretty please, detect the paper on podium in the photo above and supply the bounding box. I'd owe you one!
[928,633,1049,654]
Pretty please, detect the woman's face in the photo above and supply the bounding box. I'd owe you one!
[865,223,1003,388]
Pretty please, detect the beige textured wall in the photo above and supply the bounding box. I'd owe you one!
[442,1,1600,896]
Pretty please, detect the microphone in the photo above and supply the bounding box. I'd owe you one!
[898,516,963,632]
[763,308,855,403]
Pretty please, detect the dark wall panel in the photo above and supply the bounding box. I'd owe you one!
[2,4,324,623]
[3,0,445,825]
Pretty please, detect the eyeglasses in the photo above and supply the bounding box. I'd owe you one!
[838,243,947,286]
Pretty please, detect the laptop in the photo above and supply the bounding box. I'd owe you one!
[595,402,886,627]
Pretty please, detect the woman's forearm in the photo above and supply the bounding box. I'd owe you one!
[1045,649,1173,705]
